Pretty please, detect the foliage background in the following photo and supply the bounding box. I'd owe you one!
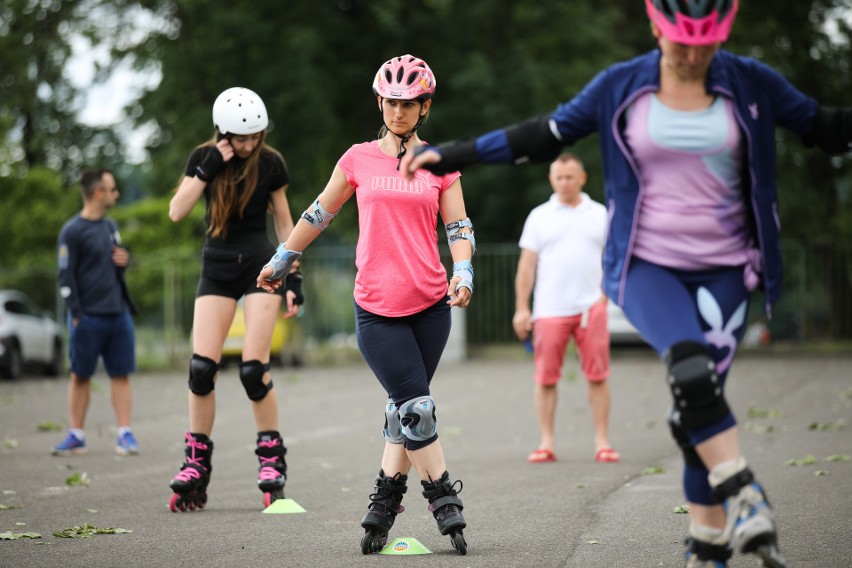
[1,0,851,344]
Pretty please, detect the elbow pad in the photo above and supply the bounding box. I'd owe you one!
[422,113,563,175]
[302,198,337,231]
[502,114,565,164]
[445,218,476,255]
[803,106,852,154]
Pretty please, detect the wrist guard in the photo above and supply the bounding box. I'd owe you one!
[194,147,225,182]
[452,260,474,295]
[285,270,304,305]
[263,243,303,281]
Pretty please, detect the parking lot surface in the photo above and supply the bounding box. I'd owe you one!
[2,350,851,567]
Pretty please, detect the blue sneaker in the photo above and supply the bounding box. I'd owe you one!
[52,431,87,456]
[116,430,140,456]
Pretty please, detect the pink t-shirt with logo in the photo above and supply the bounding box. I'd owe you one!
[337,141,461,317]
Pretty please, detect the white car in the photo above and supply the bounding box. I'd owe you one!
[607,300,646,345]
[0,290,64,379]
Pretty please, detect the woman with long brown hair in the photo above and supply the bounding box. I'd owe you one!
[167,87,301,512]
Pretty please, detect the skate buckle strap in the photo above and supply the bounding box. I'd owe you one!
[422,476,463,498]
[368,475,407,515]
[258,438,281,448]
[256,437,287,456]
[685,537,732,562]
[427,495,464,513]
[369,498,405,515]
[368,492,405,515]
[375,476,408,494]
[174,463,205,482]
[258,463,283,481]
[711,467,755,503]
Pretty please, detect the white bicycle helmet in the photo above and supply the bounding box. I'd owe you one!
[212,87,269,135]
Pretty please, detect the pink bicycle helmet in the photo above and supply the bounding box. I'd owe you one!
[372,55,436,100]
[646,0,738,45]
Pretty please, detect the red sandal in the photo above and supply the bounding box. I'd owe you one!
[527,448,557,463]
[594,447,621,463]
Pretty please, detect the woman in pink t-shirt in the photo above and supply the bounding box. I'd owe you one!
[257,55,474,555]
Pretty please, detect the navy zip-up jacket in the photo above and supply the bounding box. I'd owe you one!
[478,49,818,314]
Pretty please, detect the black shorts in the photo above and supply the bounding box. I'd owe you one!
[196,243,284,300]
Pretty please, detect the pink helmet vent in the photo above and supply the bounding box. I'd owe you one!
[646,0,738,45]
[372,54,436,100]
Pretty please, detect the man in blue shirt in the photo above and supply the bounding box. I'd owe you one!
[53,168,140,457]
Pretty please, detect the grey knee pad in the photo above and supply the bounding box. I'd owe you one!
[239,360,272,401]
[399,396,437,441]
[383,399,405,444]
[188,354,219,396]
[663,341,730,430]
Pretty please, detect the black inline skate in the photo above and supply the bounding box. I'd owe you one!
[421,471,467,555]
[169,432,213,512]
[360,470,408,554]
[255,431,287,508]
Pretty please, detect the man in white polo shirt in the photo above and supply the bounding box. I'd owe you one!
[512,152,618,464]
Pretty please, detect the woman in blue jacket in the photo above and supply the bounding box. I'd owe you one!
[402,2,850,567]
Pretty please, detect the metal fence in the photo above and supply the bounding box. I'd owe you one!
[2,242,851,367]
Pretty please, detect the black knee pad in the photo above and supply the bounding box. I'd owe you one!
[663,341,730,430]
[188,354,219,395]
[239,360,272,401]
[666,405,704,468]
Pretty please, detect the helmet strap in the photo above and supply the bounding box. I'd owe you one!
[395,118,424,169]
[379,97,426,170]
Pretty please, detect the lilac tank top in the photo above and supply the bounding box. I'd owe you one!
[625,92,752,271]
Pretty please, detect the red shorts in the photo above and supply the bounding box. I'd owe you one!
[532,300,610,386]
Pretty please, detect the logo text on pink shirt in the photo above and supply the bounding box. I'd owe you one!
[371,176,426,194]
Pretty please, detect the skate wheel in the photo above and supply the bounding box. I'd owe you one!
[169,493,180,513]
[359,532,372,555]
[263,489,284,508]
[757,543,788,568]
[360,530,386,555]
[187,500,196,511]
[451,531,467,555]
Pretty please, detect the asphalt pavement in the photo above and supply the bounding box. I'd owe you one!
[1,348,851,567]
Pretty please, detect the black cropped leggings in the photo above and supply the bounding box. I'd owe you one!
[354,297,451,450]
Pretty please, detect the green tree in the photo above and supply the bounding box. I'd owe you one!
[1,1,850,338]
[0,166,78,308]
[0,0,127,180]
